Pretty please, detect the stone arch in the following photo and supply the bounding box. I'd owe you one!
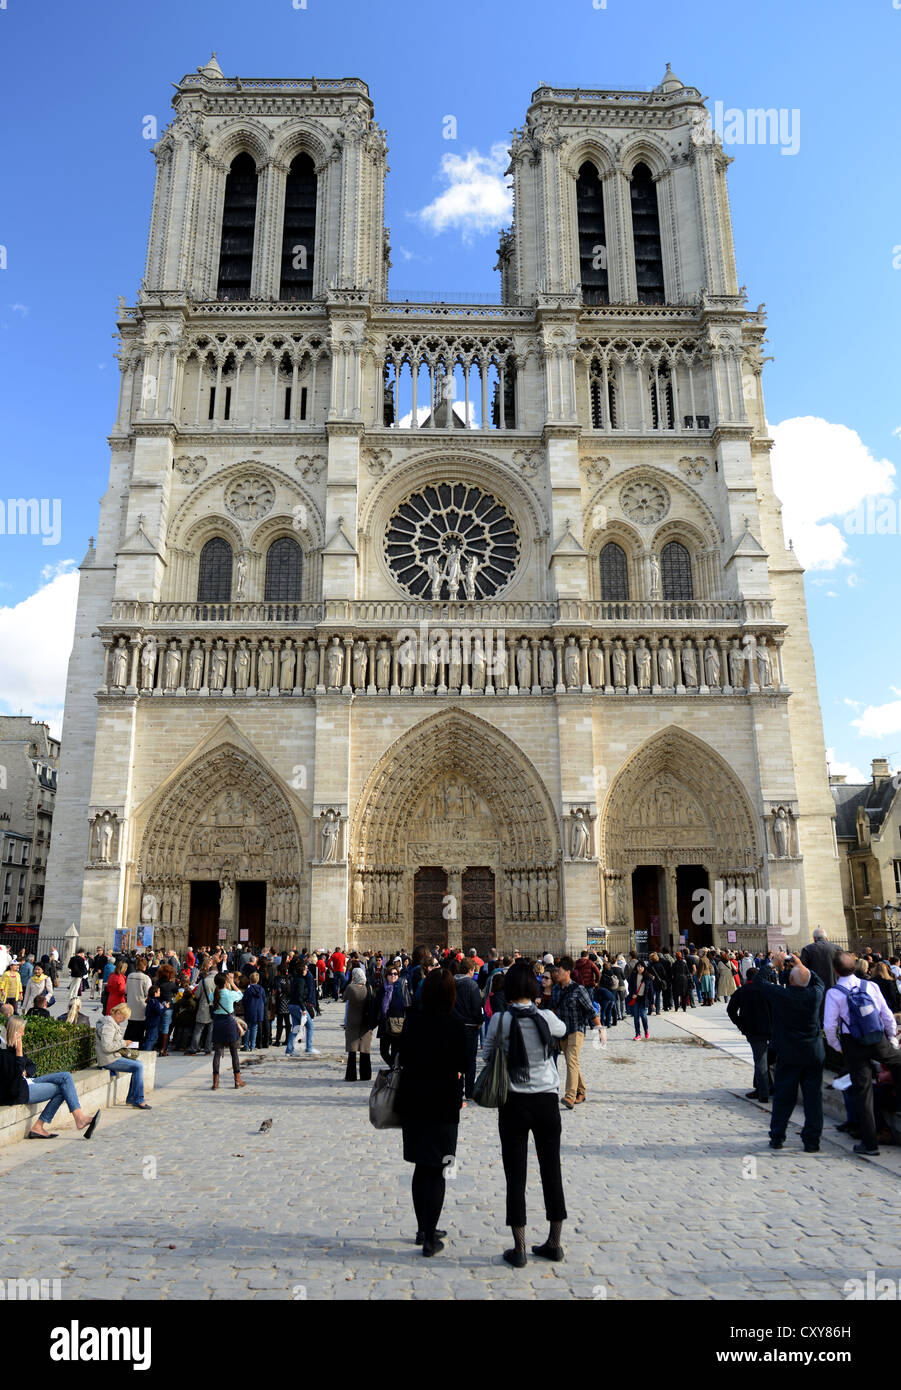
[562,136,619,181]
[619,136,673,180]
[271,120,337,174]
[208,118,272,170]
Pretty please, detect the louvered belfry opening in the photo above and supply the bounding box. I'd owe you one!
[217,153,258,300]
[630,162,665,304]
[577,162,609,305]
[280,153,317,300]
[197,538,233,602]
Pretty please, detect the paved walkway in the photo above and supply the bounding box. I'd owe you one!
[3,996,899,1300]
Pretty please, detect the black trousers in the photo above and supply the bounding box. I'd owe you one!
[748,1034,773,1100]
[212,1041,240,1076]
[770,1053,823,1147]
[462,1026,479,1099]
[842,1035,901,1151]
[411,1164,445,1237]
[498,1090,567,1227]
[274,1013,290,1045]
[345,1051,372,1081]
[379,1032,401,1067]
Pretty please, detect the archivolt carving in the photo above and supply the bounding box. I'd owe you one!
[584,464,722,550]
[351,708,560,871]
[167,461,325,551]
[206,117,272,170]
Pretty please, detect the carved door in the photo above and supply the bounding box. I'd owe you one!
[413,867,448,950]
[462,867,495,958]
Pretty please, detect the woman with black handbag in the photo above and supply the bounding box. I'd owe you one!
[481,959,567,1268]
[374,963,410,1067]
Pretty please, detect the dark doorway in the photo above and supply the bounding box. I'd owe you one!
[631,865,662,956]
[462,867,496,959]
[677,865,710,949]
[238,881,267,949]
[189,881,220,950]
[413,866,448,951]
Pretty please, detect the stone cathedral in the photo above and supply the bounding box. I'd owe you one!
[43,56,844,957]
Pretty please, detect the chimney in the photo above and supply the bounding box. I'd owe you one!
[872,757,891,787]
[829,773,847,785]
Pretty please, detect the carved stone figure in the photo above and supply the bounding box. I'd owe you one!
[516,639,531,690]
[352,640,367,690]
[210,640,227,691]
[464,554,480,601]
[449,639,462,689]
[164,641,181,691]
[427,554,442,600]
[304,642,319,691]
[537,872,549,918]
[279,639,296,691]
[612,642,626,688]
[375,641,391,690]
[564,638,580,688]
[756,642,772,688]
[728,638,744,689]
[510,873,521,918]
[589,639,604,688]
[187,641,204,691]
[648,551,661,599]
[682,641,698,688]
[570,808,591,860]
[353,872,364,919]
[140,638,157,691]
[234,640,250,691]
[445,546,461,600]
[427,636,441,687]
[657,638,675,688]
[635,639,651,689]
[527,872,538,916]
[399,638,416,689]
[257,639,274,690]
[141,892,158,924]
[388,875,399,919]
[326,637,343,688]
[539,639,555,689]
[321,811,340,862]
[112,637,129,689]
[704,639,720,689]
[97,814,115,863]
[773,806,791,858]
[234,551,248,600]
[548,872,559,919]
[471,635,486,691]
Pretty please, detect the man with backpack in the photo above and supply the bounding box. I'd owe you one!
[752,951,825,1153]
[825,950,901,1156]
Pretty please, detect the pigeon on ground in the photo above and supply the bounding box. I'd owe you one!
[258,1119,273,1133]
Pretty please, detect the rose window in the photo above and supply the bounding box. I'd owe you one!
[225,475,276,521]
[384,483,520,600]
[620,480,669,525]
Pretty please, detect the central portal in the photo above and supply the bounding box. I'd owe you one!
[413,866,448,950]
[462,866,495,958]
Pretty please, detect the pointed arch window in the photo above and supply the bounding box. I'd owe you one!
[599,542,629,601]
[661,541,693,600]
[264,536,304,601]
[197,538,233,602]
[589,357,617,429]
[577,162,608,305]
[650,366,674,429]
[217,153,258,300]
[280,154,317,301]
[630,162,665,304]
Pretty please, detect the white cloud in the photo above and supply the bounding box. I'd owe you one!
[847,572,860,588]
[851,700,901,740]
[769,416,896,570]
[826,748,867,783]
[413,143,512,241]
[0,563,79,737]
[9,303,29,316]
[843,698,862,711]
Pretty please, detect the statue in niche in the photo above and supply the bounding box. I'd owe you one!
[564,639,580,688]
[539,639,555,688]
[537,872,549,917]
[516,639,531,690]
[375,641,391,689]
[164,640,181,690]
[492,636,508,689]
[589,638,603,688]
[326,637,343,688]
[464,554,480,601]
[426,636,441,687]
[399,638,416,689]
[304,642,319,691]
[321,810,340,862]
[353,872,364,919]
[234,640,250,691]
[427,554,443,600]
[279,639,296,691]
[140,638,157,691]
[257,639,274,690]
[95,813,115,863]
[612,642,627,688]
[682,641,698,688]
[220,868,235,923]
[352,640,367,690]
[234,551,248,601]
[657,638,675,688]
[648,551,661,599]
[445,546,461,600]
[210,639,227,691]
[187,641,204,691]
[704,639,720,689]
[569,809,591,860]
[388,876,399,919]
[471,635,486,691]
[654,785,675,825]
[527,872,538,916]
[141,892,158,924]
[728,637,744,689]
[112,637,129,689]
[757,643,773,688]
[635,639,651,689]
[773,806,791,858]
[548,873,559,919]
[448,640,462,689]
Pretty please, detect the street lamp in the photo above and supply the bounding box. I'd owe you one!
[872,903,901,956]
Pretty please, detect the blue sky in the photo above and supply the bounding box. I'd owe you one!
[0,0,899,776]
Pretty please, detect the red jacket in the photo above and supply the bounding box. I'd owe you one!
[572,957,600,990]
[328,951,346,975]
[105,972,128,1014]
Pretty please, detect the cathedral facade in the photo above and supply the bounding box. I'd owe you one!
[42,57,845,957]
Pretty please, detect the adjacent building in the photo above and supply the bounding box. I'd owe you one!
[0,716,59,933]
[831,759,901,954]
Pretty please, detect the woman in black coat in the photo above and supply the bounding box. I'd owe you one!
[396,968,467,1258]
[671,953,693,1012]
[374,964,411,1067]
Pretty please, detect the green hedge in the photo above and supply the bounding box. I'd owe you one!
[24,1017,96,1077]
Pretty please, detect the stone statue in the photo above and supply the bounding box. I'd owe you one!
[399,638,416,689]
[321,811,340,862]
[210,640,227,691]
[773,806,791,858]
[539,639,555,689]
[352,639,367,690]
[527,872,538,916]
[464,554,479,601]
[445,546,462,600]
[164,641,181,691]
[234,640,250,691]
[353,872,364,919]
[635,639,651,689]
[648,551,661,599]
[449,639,462,689]
[682,641,698,688]
[612,642,626,688]
[279,639,296,691]
[140,638,157,691]
[471,635,486,691]
[187,641,204,690]
[510,873,521,918]
[548,872,559,919]
[704,639,720,689]
[516,639,531,691]
[492,637,508,689]
[376,641,391,689]
[234,551,248,601]
[427,554,443,600]
[141,892,158,924]
[304,643,319,691]
[112,637,129,689]
[326,637,343,688]
[427,636,441,687]
[589,639,604,689]
[570,809,591,860]
[388,875,399,919]
[657,638,675,688]
[564,639,580,688]
[219,871,234,923]
[756,642,772,688]
[97,814,115,863]
[257,639,274,691]
[728,638,744,689]
[537,872,549,918]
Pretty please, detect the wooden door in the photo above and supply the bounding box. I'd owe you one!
[237,881,267,949]
[413,867,448,951]
[462,867,495,958]
[189,881,220,951]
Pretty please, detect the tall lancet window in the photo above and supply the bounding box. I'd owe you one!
[630,162,665,304]
[197,538,233,603]
[217,153,258,300]
[576,163,608,305]
[280,154,317,300]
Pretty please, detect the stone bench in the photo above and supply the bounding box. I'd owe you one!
[0,1050,157,1148]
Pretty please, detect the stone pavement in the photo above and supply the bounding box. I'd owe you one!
[3,999,899,1301]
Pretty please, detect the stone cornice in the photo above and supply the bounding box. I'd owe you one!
[131,423,178,440]
[326,421,364,438]
[542,424,582,444]
[711,424,754,447]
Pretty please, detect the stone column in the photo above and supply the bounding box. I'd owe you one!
[553,636,565,693]
[366,637,377,694]
[579,635,590,692]
[602,636,613,692]
[126,638,141,695]
[317,636,327,694]
[530,637,541,695]
[625,637,637,693]
[342,636,354,695]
